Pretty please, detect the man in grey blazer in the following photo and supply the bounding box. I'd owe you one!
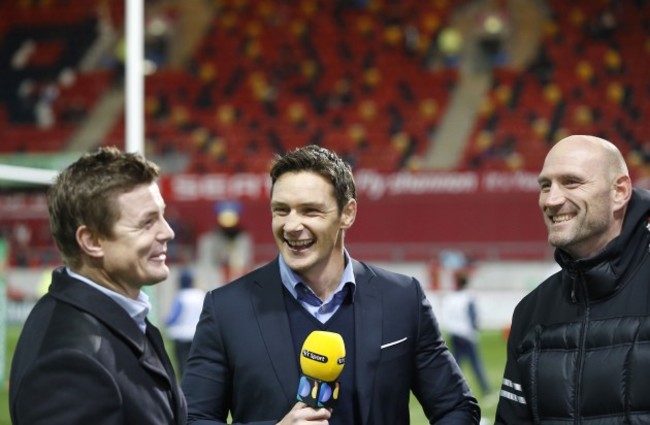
[10,147,186,424]
[182,145,480,424]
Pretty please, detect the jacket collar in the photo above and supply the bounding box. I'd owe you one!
[556,189,650,302]
[48,268,179,390]
[49,267,148,348]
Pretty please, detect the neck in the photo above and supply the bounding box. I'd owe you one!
[300,250,346,301]
[73,264,141,300]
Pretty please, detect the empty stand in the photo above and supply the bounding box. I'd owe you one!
[0,0,122,153]
[462,0,650,173]
[139,0,461,173]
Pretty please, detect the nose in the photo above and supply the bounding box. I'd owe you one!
[541,183,565,209]
[283,211,304,233]
[159,218,175,241]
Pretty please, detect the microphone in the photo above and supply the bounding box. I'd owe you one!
[296,330,346,409]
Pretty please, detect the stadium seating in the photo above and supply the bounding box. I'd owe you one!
[0,0,122,153]
[141,0,461,173]
[461,0,650,173]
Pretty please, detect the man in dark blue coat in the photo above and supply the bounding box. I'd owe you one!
[182,145,479,424]
[10,147,186,424]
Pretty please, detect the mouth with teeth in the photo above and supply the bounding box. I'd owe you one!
[551,213,575,223]
[285,238,315,252]
[150,250,167,263]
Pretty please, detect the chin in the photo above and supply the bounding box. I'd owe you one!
[147,268,170,284]
[284,256,312,273]
[548,238,570,251]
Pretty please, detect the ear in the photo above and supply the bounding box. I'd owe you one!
[612,174,632,213]
[340,199,357,230]
[76,225,104,260]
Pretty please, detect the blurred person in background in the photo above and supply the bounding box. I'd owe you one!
[496,135,650,424]
[9,147,186,425]
[165,268,205,378]
[441,270,491,397]
[196,200,253,286]
[182,145,480,424]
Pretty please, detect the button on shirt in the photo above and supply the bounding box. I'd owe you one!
[66,268,151,333]
[279,251,356,324]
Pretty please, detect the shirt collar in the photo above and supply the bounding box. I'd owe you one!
[65,267,151,333]
[279,250,356,303]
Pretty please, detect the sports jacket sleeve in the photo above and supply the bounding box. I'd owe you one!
[494,311,533,424]
[410,279,481,424]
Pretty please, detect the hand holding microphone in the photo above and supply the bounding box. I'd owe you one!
[296,331,346,409]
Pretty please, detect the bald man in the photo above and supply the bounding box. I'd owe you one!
[495,135,650,424]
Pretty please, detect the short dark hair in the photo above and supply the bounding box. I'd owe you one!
[47,146,160,268]
[269,145,356,213]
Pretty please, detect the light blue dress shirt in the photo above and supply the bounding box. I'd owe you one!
[66,267,151,333]
[279,250,356,324]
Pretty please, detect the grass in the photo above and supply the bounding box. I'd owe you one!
[2,325,21,425]
[2,327,506,424]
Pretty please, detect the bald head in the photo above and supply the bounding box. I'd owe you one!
[547,135,628,182]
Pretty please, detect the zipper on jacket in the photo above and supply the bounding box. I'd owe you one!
[574,271,590,425]
[531,325,542,425]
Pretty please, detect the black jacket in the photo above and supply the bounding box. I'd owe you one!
[10,267,187,425]
[495,189,650,424]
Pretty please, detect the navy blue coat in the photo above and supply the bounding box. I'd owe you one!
[10,267,187,425]
[182,258,479,424]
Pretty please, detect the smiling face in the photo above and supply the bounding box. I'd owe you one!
[537,136,631,259]
[94,183,175,296]
[271,171,356,285]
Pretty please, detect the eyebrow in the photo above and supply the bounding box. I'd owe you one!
[271,200,327,209]
[138,207,163,221]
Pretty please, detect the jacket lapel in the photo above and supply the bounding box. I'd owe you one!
[49,269,146,351]
[145,321,187,424]
[251,260,301,405]
[352,260,382,425]
[50,269,177,389]
[247,258,384,422]
[49,268,185,422]
[144,320,181,385]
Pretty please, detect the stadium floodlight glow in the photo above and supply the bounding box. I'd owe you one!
[0,164,57,185]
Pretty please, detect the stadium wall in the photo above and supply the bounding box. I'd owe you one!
[0,169,551,264]
[160,169,548,261]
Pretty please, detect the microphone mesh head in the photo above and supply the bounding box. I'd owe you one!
[300,331,346,382]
